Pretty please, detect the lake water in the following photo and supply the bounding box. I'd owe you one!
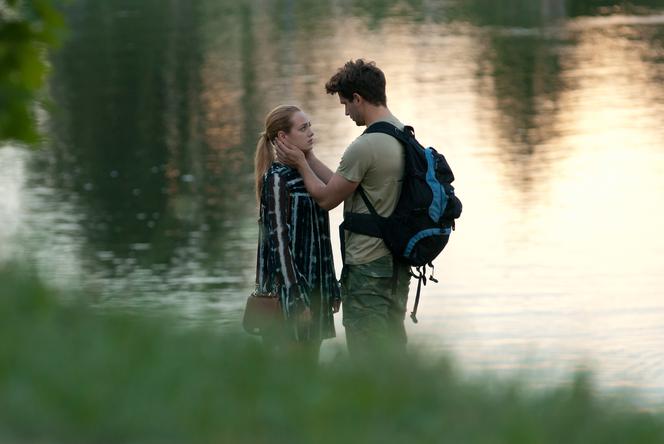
[1,0,664,406]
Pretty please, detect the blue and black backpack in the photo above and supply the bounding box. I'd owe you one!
[342,121,462,322]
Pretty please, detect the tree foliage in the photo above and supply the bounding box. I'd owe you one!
[0,0,64,144]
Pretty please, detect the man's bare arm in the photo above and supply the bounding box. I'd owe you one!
[299,167,358,210]
[276,139,358,210]
[305,151,334,184]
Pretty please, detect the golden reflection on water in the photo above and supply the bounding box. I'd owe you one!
[4,2,663,404]
[218,11,664,401]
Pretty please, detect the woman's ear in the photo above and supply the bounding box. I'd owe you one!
[278,131,291,142]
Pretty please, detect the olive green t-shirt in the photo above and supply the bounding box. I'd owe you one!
[336,115,405,265]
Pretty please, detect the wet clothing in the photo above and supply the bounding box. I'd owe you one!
[256,163,340,341]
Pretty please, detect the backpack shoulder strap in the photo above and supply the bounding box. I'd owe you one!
[347,121,414,235]
[363,121,414,146]
[343,121,417,243]
[356,185,378,217]
[342,185,382,239]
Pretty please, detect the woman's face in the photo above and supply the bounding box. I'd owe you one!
[279,111,314,153]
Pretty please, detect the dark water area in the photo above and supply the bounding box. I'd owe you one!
[1,0,664,405]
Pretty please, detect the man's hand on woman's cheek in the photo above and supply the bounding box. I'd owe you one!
[275,139,305,167]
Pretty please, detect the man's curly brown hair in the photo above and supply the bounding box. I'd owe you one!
[324,59,387,106]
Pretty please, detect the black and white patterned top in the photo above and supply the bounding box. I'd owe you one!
[255,163,340,340]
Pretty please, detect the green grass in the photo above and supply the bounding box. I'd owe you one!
[1,264,663,444]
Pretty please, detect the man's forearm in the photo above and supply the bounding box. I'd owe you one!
[275,140,350,210]
[306,152,334,184]
[296,161,329,206]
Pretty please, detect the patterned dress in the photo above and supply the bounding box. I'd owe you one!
[255,163,340,341]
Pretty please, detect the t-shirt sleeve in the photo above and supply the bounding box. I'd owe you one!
[336,136,373,183]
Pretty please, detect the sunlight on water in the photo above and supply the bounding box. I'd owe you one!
[0,147,25,263]
[2,1,664,405]
[271,11,664,402]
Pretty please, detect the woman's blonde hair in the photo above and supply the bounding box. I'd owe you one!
[254,105,301,203]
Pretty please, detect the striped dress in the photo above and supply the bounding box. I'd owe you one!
[255,163,340,341]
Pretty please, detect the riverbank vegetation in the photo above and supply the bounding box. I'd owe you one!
[1,264,663,444]
[0,0,64,143]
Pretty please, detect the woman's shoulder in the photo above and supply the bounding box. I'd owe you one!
[265,163,299,181]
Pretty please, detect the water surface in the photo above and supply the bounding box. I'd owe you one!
[1,0,664,405]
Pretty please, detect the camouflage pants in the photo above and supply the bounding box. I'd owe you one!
[341,255,411,358]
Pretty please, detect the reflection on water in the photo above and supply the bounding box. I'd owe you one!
[2,0,664,404]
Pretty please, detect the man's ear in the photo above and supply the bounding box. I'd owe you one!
[352,92,363,104]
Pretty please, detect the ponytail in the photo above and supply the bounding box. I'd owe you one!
[254,132,274,203]
[253,105,301,204]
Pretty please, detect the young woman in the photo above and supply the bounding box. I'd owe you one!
[253,104,340,360]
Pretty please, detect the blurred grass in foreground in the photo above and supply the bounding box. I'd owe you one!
[1,264,663,444]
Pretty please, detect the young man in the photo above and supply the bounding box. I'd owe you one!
[275,59,410,357]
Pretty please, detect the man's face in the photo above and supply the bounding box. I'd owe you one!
[339,95,365,126]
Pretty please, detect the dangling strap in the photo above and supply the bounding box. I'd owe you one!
[409,266,427,323]
[428,262,438,283]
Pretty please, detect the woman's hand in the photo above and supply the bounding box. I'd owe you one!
[332,298,341,313]
[297,306,312,324]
